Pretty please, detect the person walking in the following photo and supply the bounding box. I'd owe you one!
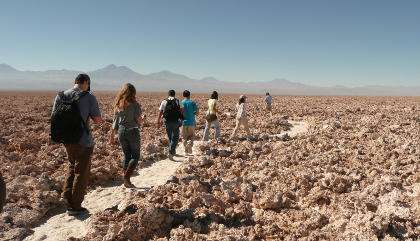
[180,90,198,155]
[110,83,143,188]
[231,95,251,139]
[264,92,272,113]
[51,73,103,215]
[203,91,221,142]
[157,90,183,158]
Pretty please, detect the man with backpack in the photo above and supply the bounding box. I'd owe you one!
[51,73,103,215]
[157,90,183,158]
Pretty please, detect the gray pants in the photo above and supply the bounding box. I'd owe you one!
[203,120,221,141]
[118,126,140,169]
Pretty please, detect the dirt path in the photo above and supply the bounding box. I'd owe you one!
[25,146,187,241]
[25,120,308,241]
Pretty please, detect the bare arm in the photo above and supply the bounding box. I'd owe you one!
[109,112,118,144]
[194,103,199,115]
[109,128,117,145]
[138,115,145,125]
[157,111,163,126]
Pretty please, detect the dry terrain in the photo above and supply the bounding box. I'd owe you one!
[0,91,419,240]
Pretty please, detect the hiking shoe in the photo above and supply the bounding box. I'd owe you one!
[123,180,136,188]
[67,207,89,215]
[59,197,70,206]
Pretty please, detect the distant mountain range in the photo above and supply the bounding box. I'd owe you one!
[0,63,418,96]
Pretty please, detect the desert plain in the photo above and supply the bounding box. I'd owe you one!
[0,91,419,240]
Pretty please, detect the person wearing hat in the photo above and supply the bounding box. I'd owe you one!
[231,95,251,139]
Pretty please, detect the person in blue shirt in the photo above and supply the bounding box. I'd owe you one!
[181,90,198,154]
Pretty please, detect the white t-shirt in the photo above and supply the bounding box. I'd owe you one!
[265,95,272,105]
[236,103,246,119]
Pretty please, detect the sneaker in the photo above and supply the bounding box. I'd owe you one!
[124,180,136,188]
[67,207,89,215]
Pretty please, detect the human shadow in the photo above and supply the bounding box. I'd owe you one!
[68,211,91,221]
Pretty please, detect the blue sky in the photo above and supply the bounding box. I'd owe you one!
[0,0,419,86]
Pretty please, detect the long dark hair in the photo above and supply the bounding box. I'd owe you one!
[210,91,218,100]
[238,96,246,104]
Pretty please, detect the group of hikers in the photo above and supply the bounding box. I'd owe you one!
[47,73,273,215]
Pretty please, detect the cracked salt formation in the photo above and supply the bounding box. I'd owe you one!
[1,93,419,240]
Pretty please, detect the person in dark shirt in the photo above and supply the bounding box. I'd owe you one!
[51,74,103,215]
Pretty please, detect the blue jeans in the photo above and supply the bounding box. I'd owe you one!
[118,126,140,169]
[165,121,180,155]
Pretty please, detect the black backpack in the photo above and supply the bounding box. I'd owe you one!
[163,98,182,122]
[50,91,88,144]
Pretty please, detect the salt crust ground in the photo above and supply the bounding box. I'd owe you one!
[25,120,308,241]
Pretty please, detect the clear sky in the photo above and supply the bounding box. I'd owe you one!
[1,0,419,86]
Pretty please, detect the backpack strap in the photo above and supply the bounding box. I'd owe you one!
[73,91,88,102]
[72,91,90,135]
[58,91,65,99]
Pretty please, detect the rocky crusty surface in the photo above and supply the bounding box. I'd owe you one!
[1,92,419,240]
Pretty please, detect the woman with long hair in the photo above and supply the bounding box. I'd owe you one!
[202,91,221,141]
[110,83,143,188]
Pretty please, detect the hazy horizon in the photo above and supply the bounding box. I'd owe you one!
[1,0,419,87]
[1,63,419,89]
[1,63,419,96]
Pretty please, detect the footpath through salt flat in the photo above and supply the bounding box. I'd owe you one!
[26,146,187,241]
[25,120,308,241]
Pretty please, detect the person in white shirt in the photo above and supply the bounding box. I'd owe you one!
[264,92,272,112]
[231,95,251,139]
[157,90,182,157]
